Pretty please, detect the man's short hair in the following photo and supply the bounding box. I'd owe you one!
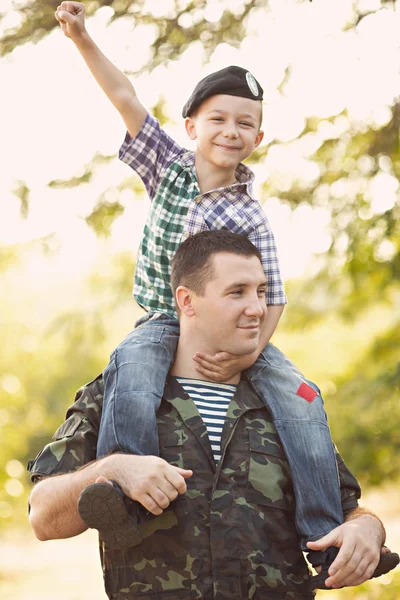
[171,230,263,302]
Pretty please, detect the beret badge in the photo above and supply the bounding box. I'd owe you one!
[246,72,259,97]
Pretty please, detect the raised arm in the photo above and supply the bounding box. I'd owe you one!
[55,1,147,138]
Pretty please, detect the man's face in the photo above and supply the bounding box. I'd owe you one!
[191,252,267,355]
[185,94,264,170]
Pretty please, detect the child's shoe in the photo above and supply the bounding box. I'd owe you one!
[308,546,399,590]
[78,480,144,550]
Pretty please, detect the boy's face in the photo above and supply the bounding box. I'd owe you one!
[188,252,268,356]
[185,94,264,170]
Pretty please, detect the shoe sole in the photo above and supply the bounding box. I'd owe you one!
[311,551,400,590]
[78,483,142,550]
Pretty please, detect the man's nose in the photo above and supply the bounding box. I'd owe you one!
[245,296,265,317]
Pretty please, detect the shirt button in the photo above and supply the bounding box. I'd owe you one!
[183,232,190,240]
[195,196,202,203]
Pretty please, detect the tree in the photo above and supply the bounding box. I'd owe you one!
[0,1,395,59]
[0,0,399,533]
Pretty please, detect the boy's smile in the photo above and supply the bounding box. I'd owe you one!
[185,94,264,178]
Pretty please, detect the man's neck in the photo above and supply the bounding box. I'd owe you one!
[194,153,238,194]
[170,335,241,385]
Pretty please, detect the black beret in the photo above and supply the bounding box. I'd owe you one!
[182,66,263,118]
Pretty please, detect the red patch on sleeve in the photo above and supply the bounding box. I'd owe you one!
[296,382,318,403]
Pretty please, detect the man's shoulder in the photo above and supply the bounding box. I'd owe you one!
[68,374,104,418]
[27,375,103,482]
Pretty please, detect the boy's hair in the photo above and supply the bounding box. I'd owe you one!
[171,230,263,302]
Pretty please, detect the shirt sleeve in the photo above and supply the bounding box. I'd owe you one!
[248,224,287,306]
[27,375,104,483]
[336,449,361,516]
[118,113,184,200]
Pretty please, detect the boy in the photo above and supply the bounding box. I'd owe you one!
[54,2,398,590]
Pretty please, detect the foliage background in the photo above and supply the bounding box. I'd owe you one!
[0,0,399,597]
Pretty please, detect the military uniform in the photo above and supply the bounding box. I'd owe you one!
[28,375,360,599]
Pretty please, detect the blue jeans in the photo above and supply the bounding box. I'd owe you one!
[248,344,343,549]
[99,312,180,457]
[98,312,343,549]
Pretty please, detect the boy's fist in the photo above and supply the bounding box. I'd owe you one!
[55,1,86,40]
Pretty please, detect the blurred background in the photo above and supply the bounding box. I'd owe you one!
[0,0,399,598]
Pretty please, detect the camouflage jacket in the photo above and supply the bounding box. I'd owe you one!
[28,374,360,600]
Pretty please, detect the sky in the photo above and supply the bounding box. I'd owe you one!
[1,0,399,284]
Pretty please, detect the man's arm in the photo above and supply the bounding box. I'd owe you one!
[305,433,387,588]
[29,459,99,540]
[307,507,386,589]
[55,2,147,138]
[30,453,192,541]
[28,376,192,542]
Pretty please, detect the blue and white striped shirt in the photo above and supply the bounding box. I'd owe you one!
[177,378,237,463]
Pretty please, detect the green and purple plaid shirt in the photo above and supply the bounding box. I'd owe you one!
[119,114,287,318]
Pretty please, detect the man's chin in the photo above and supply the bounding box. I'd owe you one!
[228,343,260,357]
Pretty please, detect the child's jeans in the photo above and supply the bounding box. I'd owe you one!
[98,312,343,549]
[99,312,180,457]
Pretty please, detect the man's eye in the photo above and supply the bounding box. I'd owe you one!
[231,290,242,296]
[212,117,223,121]
[258,289,267,296]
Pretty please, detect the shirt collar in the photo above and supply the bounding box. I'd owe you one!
[179,151,256,198]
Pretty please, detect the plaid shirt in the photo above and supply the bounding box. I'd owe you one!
[119,114,287,317]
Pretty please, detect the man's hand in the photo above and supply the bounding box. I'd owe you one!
[307,513,385,589]
[55,1,86,41]
[193,349,259,382]
[103,454,193,516]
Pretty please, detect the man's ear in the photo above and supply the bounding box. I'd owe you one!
[176,286,195,316]
[185,117,197,141]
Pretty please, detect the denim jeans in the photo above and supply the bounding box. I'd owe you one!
[248,344,343,549]
[98,313,180,457]
[98,312,343,548]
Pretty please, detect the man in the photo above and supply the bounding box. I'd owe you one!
[28,230,392,599]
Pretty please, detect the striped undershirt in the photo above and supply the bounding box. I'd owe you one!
[176,377,237,463]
